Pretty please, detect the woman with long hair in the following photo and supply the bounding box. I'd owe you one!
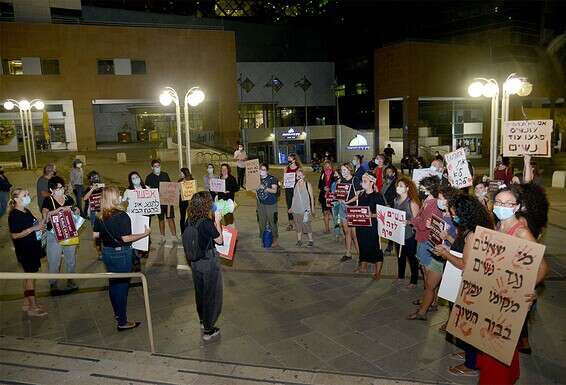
[336,162,360,262]
[123,171,150,267]
[216,163,239,226]
[183,191,224,341]
[203,163,218,200]
[93,186,150,331]
[8,188,47,316]
[178,167,194,233]
[284,153,302,231]
[290,168,315,247]
[318,160,336,233]
[393,176,420,288]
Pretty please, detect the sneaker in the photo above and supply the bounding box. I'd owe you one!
[66,280,79,291]
[296,240,303,247]
[27,307,48,317]
[202,327,220,341]
[307,241,314,247]
[200,322,204,330]
[117,321,141,332]
[340,255,352,262]
[50,284,59,296]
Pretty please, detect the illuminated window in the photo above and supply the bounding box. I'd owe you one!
[335,84,345,97]
[355,82,368,95]
[2,59,23,75]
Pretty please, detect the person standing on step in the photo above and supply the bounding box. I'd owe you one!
[284,154,301,231]
[203,163,218,201]
[233,143,247,189]
[70,159,85,218]
[216,163,239,226]
[145,160,176,243]
[290,168,315,247]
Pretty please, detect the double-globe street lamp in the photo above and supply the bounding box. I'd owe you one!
[159,87,205,172]
[467,73,532,179]
[3,99,44,169]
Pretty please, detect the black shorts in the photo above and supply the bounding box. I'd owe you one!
[157,205,175,220]
[17,254,41,273]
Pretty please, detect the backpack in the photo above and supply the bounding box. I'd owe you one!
[182,218,211,263]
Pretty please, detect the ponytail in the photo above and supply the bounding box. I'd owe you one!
[8,188,24,213]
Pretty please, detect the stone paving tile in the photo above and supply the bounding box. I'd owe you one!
[362,324,420,352]
[300,314,356,338]
[332,331,394,363]
[263,339,329,370]
[293,331,349,362]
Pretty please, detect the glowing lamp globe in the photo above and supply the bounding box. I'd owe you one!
[3,101,14,110]
[33,101,44,110]
[19,100,31,110]
[187,89,205,107]
[159,92,173,106]
[482,82,498,98]
[504,77,523,95]
[467,82,484,98]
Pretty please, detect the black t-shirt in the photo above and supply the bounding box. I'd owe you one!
[8,208,42,259]
[93,211,132,248]
[145,171,171,189]
[42,195,75,231]
[196,218,220,252]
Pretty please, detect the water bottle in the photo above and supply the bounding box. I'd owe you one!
[262,224,273,248]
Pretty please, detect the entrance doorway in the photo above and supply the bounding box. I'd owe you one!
[278,141,305,164]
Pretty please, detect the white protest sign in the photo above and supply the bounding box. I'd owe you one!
[128,213,150,251]
[125,188,161,215]
[445,148,473,188]
[438,251,463,303]
[210,178,226,193]
[503,119,553,157]
[412,168,442,185]
[284,172,296,189]
[376,204,406,245]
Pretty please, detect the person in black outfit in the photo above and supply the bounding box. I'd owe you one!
[8,188,48,317]
[216,163,239,226]
[145,159,176,241]
[318,160,336,233]
[0,166,12,221]
[93,186,151,331]
[382,165,398,254]
[182,191,224,341]
[383,144,395,164]
[178,167,194,233]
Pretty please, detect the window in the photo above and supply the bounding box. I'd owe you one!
[97,60,114,75]
[131,60,147,74]
[355,82,368,95]
[2,59,23,75]
[41,59,60,75]
[335,84,345,97]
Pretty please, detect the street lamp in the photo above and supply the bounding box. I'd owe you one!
[183,87,205,172]
[3,98,44,169]
[159,87,183,168]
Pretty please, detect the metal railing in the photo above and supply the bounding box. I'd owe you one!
[0,272,155,353]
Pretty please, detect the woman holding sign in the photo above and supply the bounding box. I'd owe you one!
[318,160,336,233]
[290,168,315,247]
[284,154,301,231]
[178,168,194,233]
[216,163,239,226]
[355,172,386,279]
[337,163,359,263]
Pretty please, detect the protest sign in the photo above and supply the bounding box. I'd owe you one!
[284,172,296,189]
[89,191,102,212]
[51,208,78,241]
[503,119,553,157]
[488,180,505,193]
[445,148,473,188]
[428,214,446,248]
[438,251,463,303]
[412,168,442,185]
[216,226,238,261]
[245,159,260,190]
[128,213,150,251]
[446,226,545,365]
[180,180,197,201]
[125,188,161,215]
[376,204,406,245]
[334,183,351,200]
[159,182,179,206]
[210,178,226,193]
[325,191,335,207]
[346,206,372,227]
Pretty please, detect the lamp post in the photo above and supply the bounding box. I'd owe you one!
[183,87,205,172]
[159,87,183,168]
[3,98,44,169]
[467,74,531,179]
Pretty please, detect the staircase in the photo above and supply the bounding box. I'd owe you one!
[0,335,437,385]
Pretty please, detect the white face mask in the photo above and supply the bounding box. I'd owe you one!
[77,163,82,169]
[396,186,406,195]
[238,146,243,151]
[153,167,160,175]
[260,170,267,178]
[207,168,214,174]
[132,177,141,186]
[54,188,64,197]
[21,195,32,207]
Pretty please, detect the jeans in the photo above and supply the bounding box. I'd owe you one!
[236,167,245,188]
[191,254,223,330]
[46,231,77,286]
[73,184,84,217]
[102,246,133,327]
[0,191,8,219]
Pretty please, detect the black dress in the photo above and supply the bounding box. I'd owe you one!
[355,191,386,263]
[8,208,43,272]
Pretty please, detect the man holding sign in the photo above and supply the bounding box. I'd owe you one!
[145,160,176,242]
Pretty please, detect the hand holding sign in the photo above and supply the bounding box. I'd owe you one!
[503,120,553,157]
[445,148,473,188]
[376,204,406,245]
[159,182,179,206]
[125,188,161,215]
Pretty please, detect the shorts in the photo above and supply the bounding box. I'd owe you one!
[157,205,175,220]
[417,241,445,274]
[293,212,312,234]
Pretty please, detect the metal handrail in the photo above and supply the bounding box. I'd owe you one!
[0,272,155,353]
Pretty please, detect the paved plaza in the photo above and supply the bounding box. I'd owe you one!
[0,150,565,384]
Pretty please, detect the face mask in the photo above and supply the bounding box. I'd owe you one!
[207,168,214,174]
[476,191,487,198]
[493,206,516,221]
[396,186,406,195]
[77,163,82,169]
[452,215,462,225]
[341,170,350,178]
[362,181,370,190]
[21,196,32,207]
[54,188,64,197]
[153,167,160,175]
[260,170,267,178]
[437,200,446,210]
[352,159,358,166]
[91,176,100,183]
[296,173,303,180]
[132,177,141,186]
[238,146,243,151]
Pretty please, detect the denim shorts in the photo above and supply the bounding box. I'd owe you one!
[417,241,444,274]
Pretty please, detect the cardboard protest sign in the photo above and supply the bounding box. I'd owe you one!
[412,168,443,185]
[445,148,473,188]
[216,226,238,261]
[428,214,446,248]
[334,183,351,200]
[159,182,179,206]
[51,208,79,241]
[89,191,102,212]
[325,191,335,207]
[125,188,161,215]
[438,251,463,303]
[128,213,150,251]
[446,226,545,365]
[503,119,553,157]
[245,159,260,191]
[489,180,505,193]
[376,204,406,245]
[284,172,296,189]
[180,180,197,201]
[209,178,226,193]
[346,206,372,227]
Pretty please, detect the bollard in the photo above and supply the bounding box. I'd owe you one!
[117,152,127,163]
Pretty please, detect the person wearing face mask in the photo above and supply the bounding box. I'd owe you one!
[318,160,336,233]
[41,176,81,295]
[178,168,194,234]
[145,160,176,242]
[83,171,104,259]
[473,179,490,208]
[289,168,315,247]
[284,154,302,231]
[493,155,514,186]
[337,163,359,262]
[124,171,150,266]
[430,159,451,186]
[8,188,47,317]
[70,159,85,218]
[234,143,247,189]
[373,154,386,192]
[216,163,239,226]
[203,164,218,200]
[382,165,398,254]
[37,163,56,211]
[351,155,365,192]
[394,177,421,288]
[0,166,12,222]
[355,172,386,278]
[256,163,279,246]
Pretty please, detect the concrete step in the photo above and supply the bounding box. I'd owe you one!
[0,335,438,385]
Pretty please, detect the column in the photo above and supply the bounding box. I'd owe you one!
[403,96,419,156]
[377,99,390,153]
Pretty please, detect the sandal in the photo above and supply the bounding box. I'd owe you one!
[428,304,438,312]
[439,322,447,333]
[412,299,422,306]
[448,364,478,377]
[450,352,465,361]
[406,312,427,321]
